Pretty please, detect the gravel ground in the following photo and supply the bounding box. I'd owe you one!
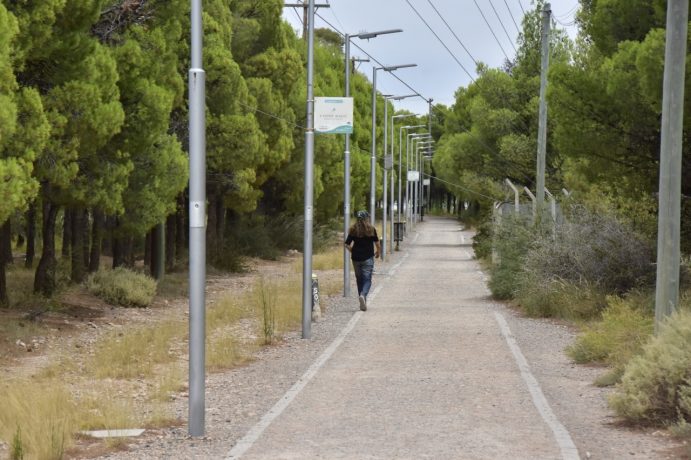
[87,217,681,460]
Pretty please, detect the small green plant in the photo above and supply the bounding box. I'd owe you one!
[11,425,24,460]
[85,267,157,308]
[567,294,654,372]
[609,308,691,424]
[255,277,277,345]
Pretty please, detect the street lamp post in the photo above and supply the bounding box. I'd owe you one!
[389,110,416,253]
[370,63,417,225]
[398,125,425,247]
[382,100,416,259]
[408,133,431,228]
[343,28,401,297]
[416,140,434,221]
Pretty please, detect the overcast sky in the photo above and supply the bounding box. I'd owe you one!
[282,0,580,114]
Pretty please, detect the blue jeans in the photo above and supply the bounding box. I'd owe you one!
[352,257,374,299]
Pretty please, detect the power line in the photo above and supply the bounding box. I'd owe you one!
[427,0,479,68]
[403,0,476,82]
[517,0,525,15]
[488,0,517,53]
[502,0,521,35]
[473,0,511,61]
[313,10,426,99]
[238,101,304,130]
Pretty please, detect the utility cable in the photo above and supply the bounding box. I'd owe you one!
[238,101,304,130]
[310,11,529,181]
[427,0,479,68]
[403,0,476,82]
[488,0,517,53]
[517,0,525,15]
[313,11,425,99]
[473,0,511,61]
[502,0,521,35]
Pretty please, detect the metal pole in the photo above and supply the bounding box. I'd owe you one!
[302,0,315,339]
[382,99,388,261]
[370,68,377,225]
[188,0,206,437]
[536,3,551,213]
[343,35,351,298]
[398,127,404,227]
[655,0,688,331]
[390,145,395,254]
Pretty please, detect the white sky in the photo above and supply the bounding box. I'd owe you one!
[282,0,580,114]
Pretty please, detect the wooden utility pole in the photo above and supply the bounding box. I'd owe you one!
[654,0,688,331]
[284,3,329,40]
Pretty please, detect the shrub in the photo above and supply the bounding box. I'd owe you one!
[526,205,655,295]
[85,268,157,308]
[516,277,607,319]
[609,308,691,424]
[567,293,654,370]
[488,214,534,299]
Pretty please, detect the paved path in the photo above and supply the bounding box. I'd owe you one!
[228,217,577,459]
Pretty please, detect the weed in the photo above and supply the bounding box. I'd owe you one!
[206,334,249,371]
[11,425,23,460]
[255,277,277,345]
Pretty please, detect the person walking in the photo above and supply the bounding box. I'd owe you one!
[345,210,381,311]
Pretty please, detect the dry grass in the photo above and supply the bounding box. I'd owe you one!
[90,321,185,379]
[0,253,323,458]
[0,379,78,460]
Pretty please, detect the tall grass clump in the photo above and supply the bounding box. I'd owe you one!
[251,276,301,344]
[85,268,157,308]
[567,293,654,376]
[0,380,77,460]
[609,308,691,425]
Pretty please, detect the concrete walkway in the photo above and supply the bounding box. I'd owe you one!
[228,217,577,459]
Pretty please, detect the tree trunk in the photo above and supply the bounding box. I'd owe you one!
[83,209,90,269]
[165,213,176,271]
[70,206,86,283]
[124,237,135,267]
[89,208,104,273]
[150,223,164,280]
[176,193,186,260]
[62,209,71,259]
[25,204,36,268]
[35,194,59,296]
[144,230,152,268]
[0,259,7,307]
[0,218,9,307]
[1,220,12,265]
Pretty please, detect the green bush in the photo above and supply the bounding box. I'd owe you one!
[567,293,654,369]
[609,308,691,424]
[85,268,157,308]
[488,215,534,299]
